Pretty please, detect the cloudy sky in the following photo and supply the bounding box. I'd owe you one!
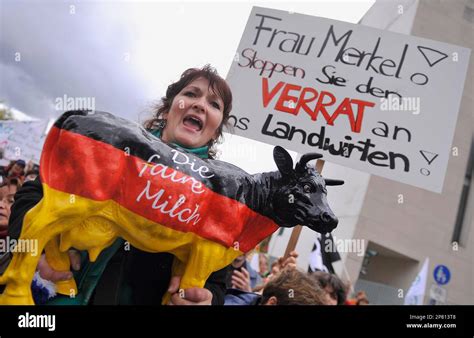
[0,0,374,172]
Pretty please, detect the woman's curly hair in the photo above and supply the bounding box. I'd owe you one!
[144,65,233,159]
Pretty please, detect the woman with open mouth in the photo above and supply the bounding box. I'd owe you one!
[2,65,234,305]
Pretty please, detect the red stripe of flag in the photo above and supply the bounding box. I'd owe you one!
[41,126,279,252]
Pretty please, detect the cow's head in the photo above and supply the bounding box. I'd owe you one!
[272,146,344,234]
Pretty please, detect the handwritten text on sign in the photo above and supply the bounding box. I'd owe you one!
[0,120,48,165]
[226,7,470,193]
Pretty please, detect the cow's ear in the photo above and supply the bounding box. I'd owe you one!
[274,146,294,177]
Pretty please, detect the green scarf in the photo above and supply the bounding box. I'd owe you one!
[150,129,209,159]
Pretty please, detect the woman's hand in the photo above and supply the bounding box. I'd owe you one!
[167,275,213,305]
[277,250,299,270]
[264,250,299,284]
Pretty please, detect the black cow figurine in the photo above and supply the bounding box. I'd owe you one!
[0,110,344,305]
[265,146,344,234]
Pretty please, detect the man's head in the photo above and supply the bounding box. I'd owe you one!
[261,268,328,305]
[311,271,348,305]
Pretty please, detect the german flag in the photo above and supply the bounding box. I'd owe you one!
[27,110,278,297]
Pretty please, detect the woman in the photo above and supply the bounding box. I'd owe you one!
[1,65,233,305]
[0,177,20,239]
[144,65,232,158]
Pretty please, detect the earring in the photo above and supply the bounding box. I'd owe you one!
[157,119,167,131]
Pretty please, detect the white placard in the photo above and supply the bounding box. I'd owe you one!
[226,6,470,193]
[0,120,48,165]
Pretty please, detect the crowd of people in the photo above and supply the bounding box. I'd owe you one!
[223,250,369,306]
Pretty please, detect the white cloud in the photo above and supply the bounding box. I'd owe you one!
[1,0,375,171]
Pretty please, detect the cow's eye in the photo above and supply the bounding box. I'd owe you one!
[303,184,312,193]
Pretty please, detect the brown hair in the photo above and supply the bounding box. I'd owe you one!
[143,65,233,158]
[0,176,22,192]
[261,268,327,305]
[311,271,348,305]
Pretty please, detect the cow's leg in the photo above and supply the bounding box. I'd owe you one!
[161,258,187,305]
[44,236,78,297]
[161,242,238,305]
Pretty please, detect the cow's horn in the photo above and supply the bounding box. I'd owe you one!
[296,153,323,172]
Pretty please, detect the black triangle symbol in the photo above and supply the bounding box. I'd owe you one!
[417,46,448,67]
[420,150,439,165]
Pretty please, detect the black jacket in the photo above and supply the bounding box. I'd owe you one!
[5,177,228,305]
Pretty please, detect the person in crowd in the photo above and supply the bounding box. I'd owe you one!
[225,267,329,306]
[225,250,302,304]
[1,160,26,182]
[311,271,348,305]
[262,268,329,305]
[0,178,20,239]
[225,253,262,292]
[258,253,269,278]
[23,169,39,183]
[23,161,39,182]
[261,250,299,285]
[355,291,369,305]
